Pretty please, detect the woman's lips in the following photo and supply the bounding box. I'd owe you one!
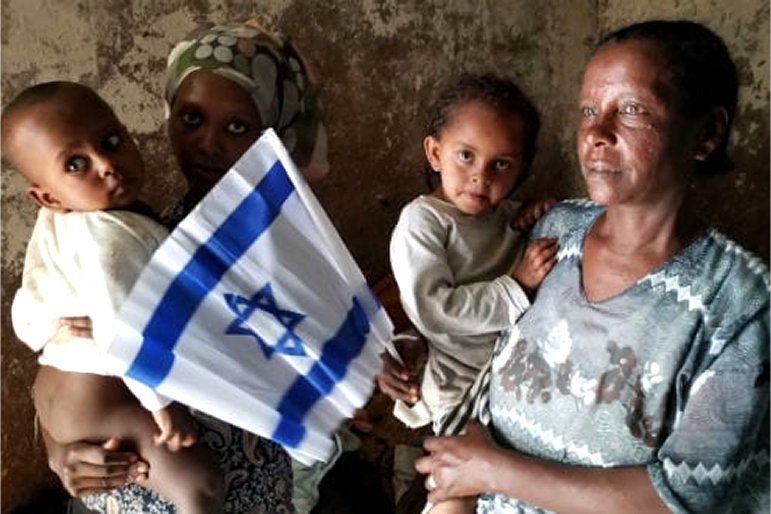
[187,163,228,183]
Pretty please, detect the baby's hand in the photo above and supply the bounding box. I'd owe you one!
[511,198,556,231]
[49,316,93,343]
[151,404,198,452]
[512,237,559,294]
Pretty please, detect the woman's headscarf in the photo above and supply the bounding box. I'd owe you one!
[165,20,328,180]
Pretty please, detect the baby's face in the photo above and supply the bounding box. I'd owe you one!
[8,95,144,212]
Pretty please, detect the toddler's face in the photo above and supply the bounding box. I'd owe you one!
[167,71,263,205]
[9,97,144,212]
[424,101,525,216]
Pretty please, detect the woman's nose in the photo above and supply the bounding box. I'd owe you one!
[196,127,223,157]
[582,113,617,146]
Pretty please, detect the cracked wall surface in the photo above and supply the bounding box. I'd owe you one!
[2,1,768,509]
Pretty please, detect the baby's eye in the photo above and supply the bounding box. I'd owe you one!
[493,160,512,172]
[102,132,121,151]
[226,120,248,135]
[181,110,202,126]
[457,150,473,163]
[65,156,89,173]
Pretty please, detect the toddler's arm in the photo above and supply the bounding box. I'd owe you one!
[511,237,559,295]
[391,202,531,337]
[510,198,556,231]
[151,403,198,451]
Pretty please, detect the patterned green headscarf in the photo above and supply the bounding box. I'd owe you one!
[165,20,328,179]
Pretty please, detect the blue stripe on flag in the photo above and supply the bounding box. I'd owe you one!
[126,161,293,387]
[271,297,370,448]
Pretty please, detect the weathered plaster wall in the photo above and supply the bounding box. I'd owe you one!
[1,1,767,509]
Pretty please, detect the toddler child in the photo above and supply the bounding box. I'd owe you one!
[389,74,558,513]
[2,81,223,513]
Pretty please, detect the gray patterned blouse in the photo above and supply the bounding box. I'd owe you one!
[478,200,769,514]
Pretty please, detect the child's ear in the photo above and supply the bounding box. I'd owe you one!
[423,135,442,172]
[693,106,728,162]
[27,186,65,211]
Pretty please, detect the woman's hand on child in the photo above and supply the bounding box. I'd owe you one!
[415,421,500,504]
[511,198,556,231]
[512,237,559,294]
[151,403,198,451]
[52,436,149,496]
[50,316,93,343]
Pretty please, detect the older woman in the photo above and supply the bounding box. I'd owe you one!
[384,20,768,513]
[35,20,329,513]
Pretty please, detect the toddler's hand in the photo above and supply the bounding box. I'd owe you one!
[512,237,559,294]
[511,198,556,231]
[377,332,427,405]
[152,404,198,452]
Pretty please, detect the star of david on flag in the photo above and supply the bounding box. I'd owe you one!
[225,284,306,358]
[107,129,394,464]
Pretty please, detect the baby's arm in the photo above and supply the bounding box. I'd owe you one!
[48,316,92,343]
[151,403,198,451]
[511,237,559,295]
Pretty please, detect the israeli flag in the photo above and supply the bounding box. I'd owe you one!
[108,129,394,464]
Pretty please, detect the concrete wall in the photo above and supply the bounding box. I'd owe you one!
[2,0,767,509]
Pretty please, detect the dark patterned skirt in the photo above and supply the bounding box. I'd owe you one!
[81,411,293,513]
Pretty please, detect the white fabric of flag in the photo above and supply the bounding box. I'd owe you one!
[108,129,394,464]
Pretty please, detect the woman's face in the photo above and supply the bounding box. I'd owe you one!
[167,71,262,203]
[577,39,702,208]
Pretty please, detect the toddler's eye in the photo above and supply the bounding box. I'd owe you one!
[493,160,512,172]
[65,156,89,173]
[102,132,121,151]
[181,110,202,126]
[457,150,473,163]
[226,121,248,135]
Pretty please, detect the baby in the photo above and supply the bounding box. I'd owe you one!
[2,81,223,513]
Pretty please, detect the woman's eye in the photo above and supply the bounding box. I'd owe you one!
[620,103,642,115]
[181,110,202,126]
[65,156,89,173]
[457,150,473,163]
[581,105,597,118]
[102,133,121,151]
[226,121,248,135]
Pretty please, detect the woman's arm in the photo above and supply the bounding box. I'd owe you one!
[34,365,149,497]
[40,425,148,497]
[416,422,669,514]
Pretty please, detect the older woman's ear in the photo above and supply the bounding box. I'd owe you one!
[693,106,729,162]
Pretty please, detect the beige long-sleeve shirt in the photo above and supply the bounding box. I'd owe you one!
[390,195,531,424]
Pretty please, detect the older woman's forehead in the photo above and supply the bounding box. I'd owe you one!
[580,41,673,100]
